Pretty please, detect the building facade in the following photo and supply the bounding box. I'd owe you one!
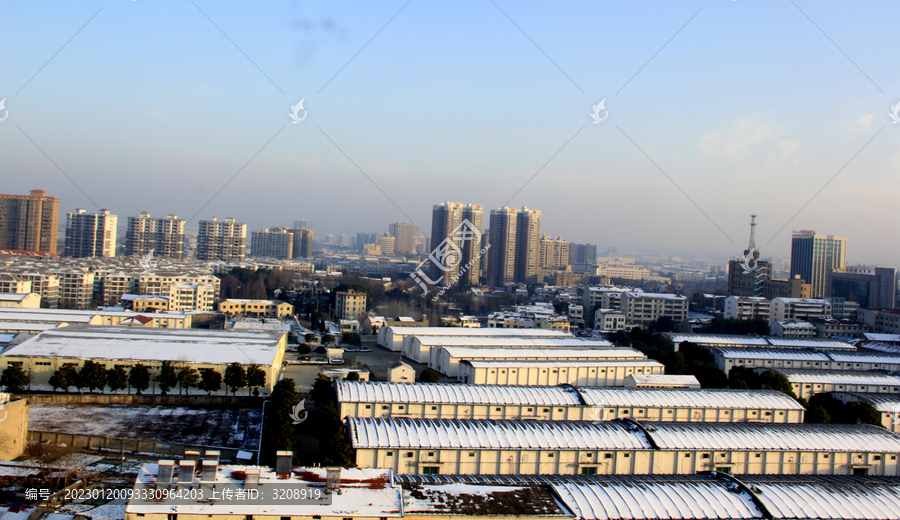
[250,228,294,259]
[388,222,417,255]
[831,265,898,310]
[335,290,366,321]
[64,209,118,258]
[790,231,847,298]
[197,217,246,262]
[723,296,771,320]
[0,189,60,254]
[620,292,688,325]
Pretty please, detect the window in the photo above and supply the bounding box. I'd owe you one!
[431,406,437,411]
[468,452,475,457]
[623,454,630,458]
[405,452,413,458]
[580,467,597,475]
[422,467,440,475]
[547,453,554,458]
[701,454,710,459]
[604,453,612,459]
[168,516,177,520]
[715,466,733,474]
[365,405,371,409]
[874,455,881,461]
[427,452,435,457]
[853,468,869,476]
[398,406,404,410]
[684,454,691,458]
[381,405,389,410]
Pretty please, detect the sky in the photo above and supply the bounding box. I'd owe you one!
[2,0,898,266]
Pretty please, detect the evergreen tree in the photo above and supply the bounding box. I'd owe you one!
[128,363,151,395]
[178,367,201,395]
[199,369,222,395]
[80,360,107,392]
[0,364,29,393]
[106,366,128,394]
[155,361,179,396]
[246,365,266,395]
[223,363,247,396]
[261,378,299,465]
[419,369,440,383]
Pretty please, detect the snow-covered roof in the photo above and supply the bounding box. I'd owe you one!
[462,359,665,369]
[712,348,831,362]
[0,322,61,332]
[0,293,30,302]
[337,380,582,406]
[579,387,805,411]
[865,333,900,343]
[830,392,900,414]
[127,464,401,517]
[349,418,653,451]
[411,337,604,347]
[770,369,900,386]
[647,421,900,453]
[438,346,643,361]
[664,333,855,350]
[2,325,284,365]
[625,374,700,387]
[623,292,686,300]
[384,327,572,337]
[402,484,569,516]
[351,418,900,454]
[0,310,94,323]
[764,337,855,349]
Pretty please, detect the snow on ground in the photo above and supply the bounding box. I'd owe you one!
[0,506,34,520]
[29,404,262,450]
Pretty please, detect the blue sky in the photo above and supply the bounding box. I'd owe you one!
[2,0,898,265]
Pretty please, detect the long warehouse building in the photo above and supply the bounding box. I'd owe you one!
[457,359,666,387]
[430,345,641,377]
[757,368,900,400]
[664,332,855,350]
[336,381,806,422]
[405,336,613,365]
[378,326,572,352]
[349,417,900,476]
[711,347,900,374]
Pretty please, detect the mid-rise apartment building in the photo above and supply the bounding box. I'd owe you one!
[620,292,688,325]
[377,235,395,256]
[723,296,771,321]
[0,189,60,254]
[539,235,569,270]
[6,272,60,308]
[769,298,832,323]
[250,228,293,259]
[51,268,95,309]
[335,290,366,321]
[289,227,313,259]
[125,212,185,259]
[597,265,652,281]
[388,222,416,254]
[137,272,221,298]
[197,217,246,262]
[64,209,117,258]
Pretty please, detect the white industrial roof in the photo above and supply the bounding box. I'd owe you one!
[551,480,759,520]
[827,351,900,365]
[751,475,900,520]
[337,381,582,406]
[865,333,900,343]
[411,337,609,347]
[127,464,401,517]
[578,388,806,411]
[385,327,572,337]
[1,325,284,365]
[349,418,653,451]
[647,421,900,453]
[664,333,855,350]
[438,346,643,361]
[765,337,856,349]
[627,375,700,386]
[351,418,900,454]
[0,310,93,323]
[712,348,831,362]
[830,392,900,413]
[0,322,61,332]
[0,294,30,302]
[769,369,900,387]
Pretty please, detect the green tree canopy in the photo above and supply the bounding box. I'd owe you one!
[155,361,179,396]
[199,368,223,395]
[106,366,128,394]
[246,365,266,395]
[223,363,247,396]
[80,360,107,392]
[178,366,201,395]
[419,369,441,383]
[0,364,29,393]
[128,364,151,395]
[261,378,299,465]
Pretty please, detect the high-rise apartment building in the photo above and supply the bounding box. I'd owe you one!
[377,235,396,256]
[430,203,484,286]
[126,212,185,259]
[289,227,314,259]
[197,217,246,262]
[539,235,568,271]
[388,222,417,255]
[65,209,117,258]
[0,189,60,254]
[568,243,597,268]
[790,231,846,298]
[486,207,518,287]
[250,228,294,259]
[831,265,898,310]
[515,207,541,283]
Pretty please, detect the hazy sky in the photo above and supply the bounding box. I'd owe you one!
[3,1,898,265]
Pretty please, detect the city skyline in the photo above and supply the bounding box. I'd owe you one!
[2,1,897,265]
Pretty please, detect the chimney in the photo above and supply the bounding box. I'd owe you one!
[275,451,293,474]
[244,469,260,490]
[184,450,200,462]
[157,460,175,487]
[326,467,341,494]
[178,460,196,487]
[201,459,218,484]
[205,450,220,464]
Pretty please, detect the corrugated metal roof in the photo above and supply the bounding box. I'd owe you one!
[830,392,900,413]
[411,337,612,347]
[826,351,900,365]
[647,421,900,453]
[712,348,831,361]
[337,381,581,406]
[385,327,572,337]
[749,475,900,520]
[766,337,856,349]
[462,359,665,369]
[438,346,643,360]
[348,418,653,451]
[578,388,805,411]
[664,333,854,350]
[772,369,900,386]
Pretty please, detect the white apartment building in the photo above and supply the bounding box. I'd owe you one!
[50,268,95,309]
[64,209,117,258]
[0,275,31,294]
[769,297,832,323]
[126,212,185,259]
[620,292,688,325]
[138,272,221,298]
[594,309,626,331]
[723,296,771,321]
[5,272,59,308]
[567,305,584,327]
[596,265,652,281]
[335,290,366,321]
[250,228,294,259]
[168,283,216,311]
[197,217,246,262]
[770,321,817,338]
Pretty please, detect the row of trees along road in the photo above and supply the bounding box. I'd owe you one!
[0,361,267,396]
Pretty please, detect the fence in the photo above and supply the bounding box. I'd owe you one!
[14,393,262,407]
[28,430,250,461]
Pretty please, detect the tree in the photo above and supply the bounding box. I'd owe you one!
[246,365,266,396]
[49,364,80,393]
[322,334,336,345]
[806,404,831,424]
[342,333,361,345]
[0,364,29,393]
[758,370,798,399]
[311,374,335,406]
[305,333,317,343]
[80,360,107,393]
[155,361,179,396]
[261,378,299,465]
[345,371,360,381]
[178,367,201,395]
[199,369,223,395]
[419,369,440,383]
[224,363,247,396]
[298,344,312,355]
[128,364,151,395]
[106,366,128,394]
